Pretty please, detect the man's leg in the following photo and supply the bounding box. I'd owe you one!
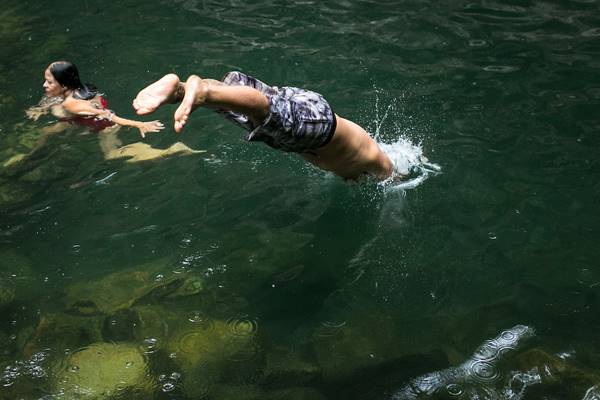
[173,75,269,133]
[133,74,184,115]
[134,74,270,133]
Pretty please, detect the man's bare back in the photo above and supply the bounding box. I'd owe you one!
[133,72,393,181]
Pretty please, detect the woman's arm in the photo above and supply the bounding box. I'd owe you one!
[108,114,164,138]
[25,105,49,121]
[62,98,164,138]
[26,96,63,120]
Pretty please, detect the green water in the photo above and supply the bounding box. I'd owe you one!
[2,0,600,398]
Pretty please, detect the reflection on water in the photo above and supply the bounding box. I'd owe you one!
[394,325,536,399]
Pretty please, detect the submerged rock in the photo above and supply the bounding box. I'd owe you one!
[102,309,140,343]
[0,249,37,299]
[63,260,204,315]
[22,312,104,358]
[211,385,329,400]
[168,319,263,398]
[130,304,174,342]
[53,342,152,399]
[0,283,15,309]
[514,348,600,398]
[0,249,33,276]
[311,315,444,383]
[264,387,329,400]
[210,384,265,400]
[262,346,321,388]
[0,179,34,210]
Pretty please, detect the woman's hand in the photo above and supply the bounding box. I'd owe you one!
[137,120,165,138]
[26,107,46,121]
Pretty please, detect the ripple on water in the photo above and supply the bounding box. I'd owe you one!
[224,316,260,362]
[158,371,182,393]
[483,65,520,73]
[186,310,214,330]
[142,337,159,354]
[272,264,305,283]
[226,316,259,337]
[468,360,499,383]
[468,39,488,47]
[1,351,49,387]
[446,383,463,396]
[315,320,347,338]
[474,342,500,361]
[500,329,517,342]
[582,28,600,37]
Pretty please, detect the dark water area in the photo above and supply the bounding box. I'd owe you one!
[1,0,600,399]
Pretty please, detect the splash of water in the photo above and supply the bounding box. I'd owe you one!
[377,138,441,191]
[363,87,441,191]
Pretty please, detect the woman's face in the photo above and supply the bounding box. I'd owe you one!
[43,68,64,97]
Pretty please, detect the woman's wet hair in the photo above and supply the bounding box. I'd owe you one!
[48,61,99,100]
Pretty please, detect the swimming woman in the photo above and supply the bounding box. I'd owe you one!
[133,71,395,180]
[23,61,201,164]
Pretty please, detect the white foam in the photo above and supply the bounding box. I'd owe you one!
[377,137,441,191]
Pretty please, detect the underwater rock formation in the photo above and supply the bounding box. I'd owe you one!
[21,312,104,358]
[53,342,152,399]
[63,261,203,315]
[168,319,262,398]
[261,346,321,389]
[0,284,15,309]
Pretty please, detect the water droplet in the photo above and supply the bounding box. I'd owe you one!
[162,382,175,392]
[470,360,498,382]
[187,311,204,323]
[501,330,516,342]
[468,39,487,47]
[143,337,159,353]
[447,383,463,396]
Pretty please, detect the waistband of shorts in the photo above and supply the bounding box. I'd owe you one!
[318,111,337,148]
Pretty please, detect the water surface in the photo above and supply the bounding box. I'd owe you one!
[1,0,600,399]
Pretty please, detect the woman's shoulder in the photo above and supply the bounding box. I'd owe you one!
[88,94,109,109]
[61,95,86,110]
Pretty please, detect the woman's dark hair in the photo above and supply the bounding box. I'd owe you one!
[49,61,99,100]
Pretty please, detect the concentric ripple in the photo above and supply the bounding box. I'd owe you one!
[223,316,260,362]
[468,360,500,383]
[446,383,463,396]
[226,316,259,337]
[393,325,535,399]
[315,320,347,338]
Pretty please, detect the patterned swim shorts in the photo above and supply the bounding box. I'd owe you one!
[216,71,337,153]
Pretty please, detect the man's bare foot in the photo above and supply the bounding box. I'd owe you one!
[133,74,182,115]
[174,75,207,133]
